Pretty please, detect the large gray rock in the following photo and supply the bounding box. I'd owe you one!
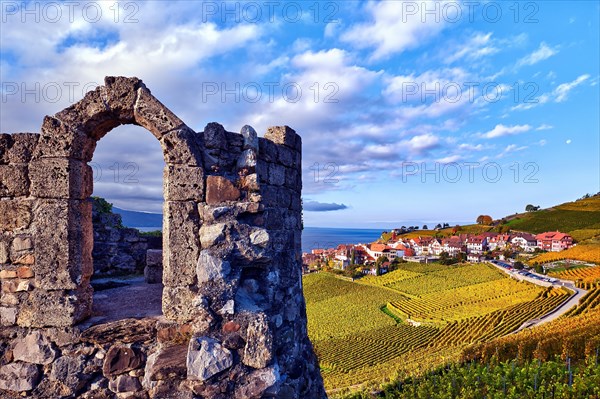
[0,362,40,392]
[196,250,231,284]
[187,337,233,381]
[50,355,89,394]
[234,366,279,399]
[108,374,142,393]
[243,314,273,369]
[241,125,258,150]
[12,331,57,365]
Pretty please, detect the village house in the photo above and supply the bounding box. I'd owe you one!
[467,253,484,263]
[488,234,510,250]
[441,236,465,256]
[536,231,574,252]
[466,235,488,254]
[511,233,538,252]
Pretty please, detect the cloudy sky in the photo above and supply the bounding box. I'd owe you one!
[1,1,598,228]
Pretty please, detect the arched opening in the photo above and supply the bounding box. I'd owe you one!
[87,124,165,324]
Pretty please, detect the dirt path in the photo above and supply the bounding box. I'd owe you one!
[82,275,163,328]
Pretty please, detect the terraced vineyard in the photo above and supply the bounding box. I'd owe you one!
[549,265,600,287]
[531,244,600,266]
[386,263,504,297]
[387,279,542,322]
[564,288,600,317]
[303,263,572,391]
[430,288,571,348]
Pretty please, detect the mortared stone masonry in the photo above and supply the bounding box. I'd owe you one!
[0,76,326,398]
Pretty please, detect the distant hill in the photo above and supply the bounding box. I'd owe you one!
[392,194,600,243]
[113,207,162,229]
[505,195,600,241]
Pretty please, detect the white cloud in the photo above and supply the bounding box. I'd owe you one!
[498,144,528,158]
[566,139,572,144]
[554,74,590,102]
[458,143,484,151]
[536,124,553,131]
[444,32,499,64]
[516,42,558,68]
[341,1,446,60]
[404,133,440,152]
[511,75,590,111]
[480,124,532,139]
[437,155,462,163]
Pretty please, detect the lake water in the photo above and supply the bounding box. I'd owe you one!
[301,227,383,253]
[133,226,384,254]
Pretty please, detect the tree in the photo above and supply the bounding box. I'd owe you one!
[477,215,493,225]
[435,223,442,229]
[452,225,462,234]
[423,224,428,230]
[350,249,356,265]
[513,261,524,270]
[375,256,388,276]
[443,223,450,228]
[526,204,541,212]
[535,264,544,274]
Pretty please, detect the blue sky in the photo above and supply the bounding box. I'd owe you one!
[1,1,598,228]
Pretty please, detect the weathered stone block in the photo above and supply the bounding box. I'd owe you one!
[257,137,277,163]
[237,148,257,171]
[162,286,197,322]
[0,270,17,279]
[103,345,143,377]
[11,235,32,253]
[239,173,259,192]
[55,85,119,140]
[285,166,301,191]
[104,76,144,122]
[0,362,40,392]
[241,125,258,150]
[144,265,163,284]
[50,355,88,394]
[196,250,231,284]
[264,126,300,149]
[108,374,142,393]
[34,116,96,162]
[16,266,34,278]
[268,163,285,186]
[203,122,227,150]
[134,86,185,138]
[0,240,8,263]
[164,165,204,201]
[277,145,295,168]
[234,366,278,399]
[0,164,29,197]
[187,336,232,381]
[13,331,58,364]
[243,314,273,369]
[160,127,202,166]
[206,175,240,204]
[145,344,187,381]
[199,223,226,248]
[6,133,39,164]
[33,199,93,290]
[162,201,199,287]
[0,306,17,326]
[0,134,11,164]
[30,158,92,200]
[17,285,92,327]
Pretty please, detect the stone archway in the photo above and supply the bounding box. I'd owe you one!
[0,76,327,398]
[25,77,202,326]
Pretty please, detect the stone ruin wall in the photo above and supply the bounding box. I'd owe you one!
[0,77,326,398]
